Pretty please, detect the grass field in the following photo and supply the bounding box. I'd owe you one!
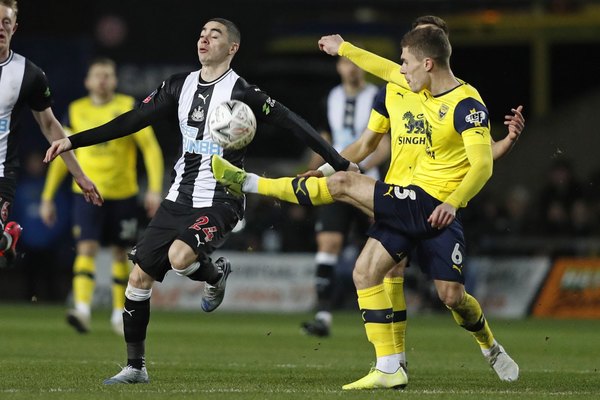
[0,303,598,399]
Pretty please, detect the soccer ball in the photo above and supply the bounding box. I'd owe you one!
[208,100,257,150]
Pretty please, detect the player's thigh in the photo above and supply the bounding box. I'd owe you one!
[415,219,466,285]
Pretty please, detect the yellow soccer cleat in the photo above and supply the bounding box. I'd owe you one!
[211,155,247,196]
[342,367,408,390]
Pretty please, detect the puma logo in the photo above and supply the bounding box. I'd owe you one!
[195,233,204,247]
[198,93,210,104]
[123,308,135,317]
[383,186,394,198]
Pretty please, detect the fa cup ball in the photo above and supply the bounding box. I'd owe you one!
[208,100,257,150]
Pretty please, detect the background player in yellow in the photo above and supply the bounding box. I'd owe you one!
[40,58,164,335]
[212,25,521,389]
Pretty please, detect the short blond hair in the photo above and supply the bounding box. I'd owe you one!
[0,0,18,15]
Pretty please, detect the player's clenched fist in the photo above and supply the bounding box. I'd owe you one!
[318,34,345,56]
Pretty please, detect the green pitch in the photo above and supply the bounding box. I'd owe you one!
[0,304,598,399]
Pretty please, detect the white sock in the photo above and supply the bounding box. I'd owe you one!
[75,302,91,317]
[242,173,259,193]
[111,308,123,324]
[482,339,499,357]
[315,310,332,326]
[376,354,401,373]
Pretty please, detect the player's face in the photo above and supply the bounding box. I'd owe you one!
[336,57,364,86]
[197,21,236,66]
[400,47,427,93]
[0,5,18,59]
[85,64,117,98]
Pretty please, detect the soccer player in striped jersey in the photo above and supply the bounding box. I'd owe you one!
[40,58,164,336]
[0,0,102,268]
[44,18,356,385]
[212,24,522,389]
[302,56,388,338]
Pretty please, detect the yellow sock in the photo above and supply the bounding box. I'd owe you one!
[384,277,407,354]
[357,284,395,357]
[449,292,495,350]
[257,176,333,206]
[73,255,95,306]
[111,261,130,310]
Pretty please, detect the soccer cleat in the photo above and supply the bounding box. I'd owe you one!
[0,221,22,268]
[211,155,246,196]
[342,366,408,390]
[301,319,330,337]
[201,257,232,312]
[486,343,519,382]
[103,365,149,385]
[66,309,91,334]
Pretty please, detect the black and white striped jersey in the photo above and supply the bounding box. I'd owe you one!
[323,83,380,179]
[0,51,52,179]
[70,67,350,211]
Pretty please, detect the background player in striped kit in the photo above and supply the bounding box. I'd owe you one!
[0,0,102,268]
[44,18,357,385]
[40,58,164,336]
[302,56,389,337]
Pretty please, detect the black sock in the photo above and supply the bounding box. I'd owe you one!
[187,253,220,283]
[123,297,150,366]
[315,263,335,311]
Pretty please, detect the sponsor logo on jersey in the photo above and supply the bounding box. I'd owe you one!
[0,117,9,134]
[143,89,158,104]
[182,137,222,156]
[465,108,486,127]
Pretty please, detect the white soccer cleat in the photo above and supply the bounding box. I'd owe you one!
[486,343,519,382]
[103,365,149,385]
[66,309,90,334]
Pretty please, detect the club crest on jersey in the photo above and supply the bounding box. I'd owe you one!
[191,106,205,122]
[465,108,487,127]
[438,104,449,120]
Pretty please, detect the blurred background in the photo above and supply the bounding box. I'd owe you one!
[1,0,599,319]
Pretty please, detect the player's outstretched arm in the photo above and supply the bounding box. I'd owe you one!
[33,108,103,206]
[319,35,407,88]
[491,105,525,160]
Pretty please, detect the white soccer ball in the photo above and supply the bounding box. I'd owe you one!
[208,100,257,150]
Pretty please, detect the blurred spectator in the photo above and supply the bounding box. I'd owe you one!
[496,185,536,235]
[537,158,583,235]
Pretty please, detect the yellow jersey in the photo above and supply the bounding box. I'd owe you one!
[367,83,425,186]
[340,42,493,208]
[42,93,164,200]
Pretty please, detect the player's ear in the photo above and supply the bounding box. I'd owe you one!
[423,57,433,71]
[229,42,239,55]
[13,22,18,34]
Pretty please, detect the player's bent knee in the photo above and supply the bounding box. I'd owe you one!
[437,285,464,308]
[326,172,349,198]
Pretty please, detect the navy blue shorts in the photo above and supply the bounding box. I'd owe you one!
[73,194,139,247]
[129,200,240,282]
[367,182,466,284]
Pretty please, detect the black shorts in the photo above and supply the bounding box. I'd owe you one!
[73,194,139,247]
[0,177,16,230]
[315,202,371,236]
[129,200,240,282]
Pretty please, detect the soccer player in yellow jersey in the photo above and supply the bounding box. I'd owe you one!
[40,58,164,335]
[212,24,522,389]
